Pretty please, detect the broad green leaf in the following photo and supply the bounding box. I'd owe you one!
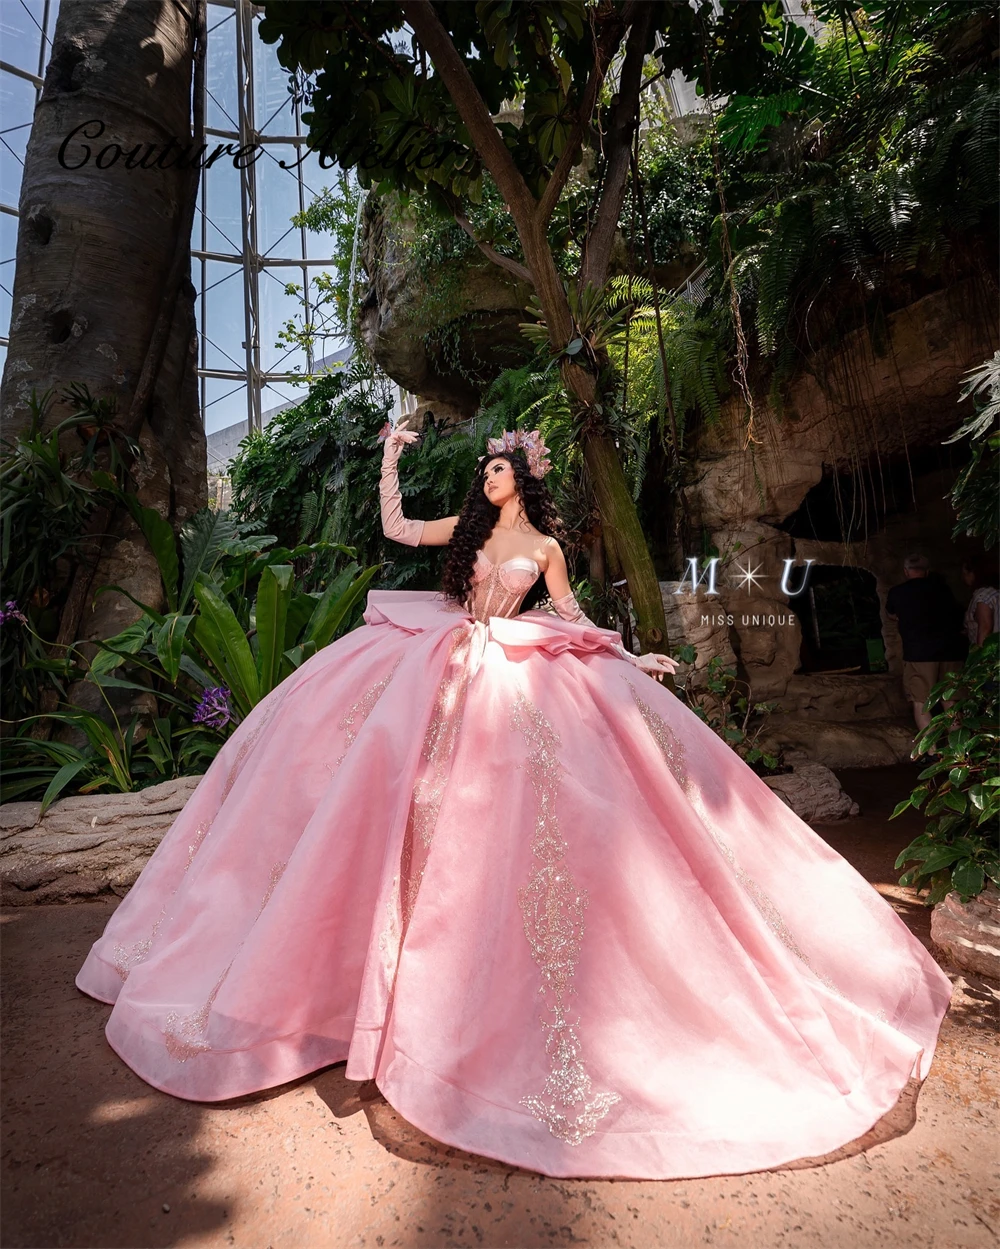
[92,584,166,627]
[192,580,260,709]
[122,497,179,610]
[916,845,965,875]
[303,565,378,650]
[951,859,985,899]
[285,591,321,648]
[90,674,189,709]
[283,639,318,670]
[255,564,294,696]
[178,508,242,610]
[89,620,151,676]
[40,758,96,813]
[154,614,195,685]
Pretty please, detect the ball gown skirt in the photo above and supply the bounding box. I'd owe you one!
[76,555,953,1181]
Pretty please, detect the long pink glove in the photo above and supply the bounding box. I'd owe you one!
[551,591,679,677]
[380,423,424,547]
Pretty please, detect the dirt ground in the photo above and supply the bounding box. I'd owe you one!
[2,763,997,1249]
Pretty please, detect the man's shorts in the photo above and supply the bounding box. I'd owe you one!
[902,659,963,705]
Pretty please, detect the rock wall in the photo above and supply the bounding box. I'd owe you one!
[358,196,532,418]
[669,278,998,765]
[0,777,199,905]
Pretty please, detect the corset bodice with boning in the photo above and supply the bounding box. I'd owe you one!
[465,549,540,622]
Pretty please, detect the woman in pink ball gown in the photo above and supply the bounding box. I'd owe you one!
[76,421,953,1181]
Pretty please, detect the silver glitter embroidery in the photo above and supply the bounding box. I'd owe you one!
[219,700,279,803]
[510,688,621,1145]
[624,679,896,1020]
[378,628,474,988]
[113,905,167,981]
[112,819,213,981]
[184,821,211,871]
[327,659,402,776]
[164,860,287,1062]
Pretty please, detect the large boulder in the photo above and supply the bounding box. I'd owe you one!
[930,885,1000,981]
[358,195,532,417]
[0,776,199,905]
[762,761,860,822]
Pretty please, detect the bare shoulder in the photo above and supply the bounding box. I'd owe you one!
[537,533,564,571]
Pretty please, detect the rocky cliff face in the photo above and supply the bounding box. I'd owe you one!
[667,276,998,764]
[358,196,532,420]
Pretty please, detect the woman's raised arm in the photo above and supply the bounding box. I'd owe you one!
[380,419,458,547]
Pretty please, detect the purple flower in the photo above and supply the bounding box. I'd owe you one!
[0,600,27,626]
[193,686,232,730]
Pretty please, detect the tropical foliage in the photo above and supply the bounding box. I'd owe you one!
[0,387,140,721]
[3,498,377,808]
[892,634,1000,905]
[0,397,379,807]
[674,647,785,775]
[230,365,479,589]
[946,350,1000,550]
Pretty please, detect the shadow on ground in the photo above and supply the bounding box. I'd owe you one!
[2,761,997,1248]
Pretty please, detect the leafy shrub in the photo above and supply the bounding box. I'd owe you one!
[0,387,139,720]
[673,646,785,774]
[893,633,1000,905]
[2,495,378,808]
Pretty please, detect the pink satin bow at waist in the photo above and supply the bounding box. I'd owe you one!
[362,590,624,658]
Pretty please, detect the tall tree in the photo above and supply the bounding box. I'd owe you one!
[1,0,206,664]
[259,0,781,652]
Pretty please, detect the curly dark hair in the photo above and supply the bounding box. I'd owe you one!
[440,451,565,609]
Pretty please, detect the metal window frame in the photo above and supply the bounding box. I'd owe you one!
[199,0,338,434]
[0,0,51,351]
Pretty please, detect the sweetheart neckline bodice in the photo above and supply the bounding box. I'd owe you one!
[475,549,541,575]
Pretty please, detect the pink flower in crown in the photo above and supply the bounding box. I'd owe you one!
[484,428,553,478]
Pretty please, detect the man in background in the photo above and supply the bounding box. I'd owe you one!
[885,552,967,736]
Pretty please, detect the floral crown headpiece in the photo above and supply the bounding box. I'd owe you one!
[480,429,553,479]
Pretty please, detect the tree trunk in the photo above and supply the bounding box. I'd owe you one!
[376,1,671,661]
[559,357,670,667]
[0,0,205,665]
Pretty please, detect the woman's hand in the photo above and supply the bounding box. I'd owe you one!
[634,652,680,678]
[381,417,419,466]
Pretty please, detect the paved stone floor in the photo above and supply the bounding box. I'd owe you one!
[2,764,997,1249]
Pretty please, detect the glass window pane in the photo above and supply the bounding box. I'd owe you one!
[252,28,294,138]
[257,146,303,257]
[296,148,340,208]
[0,2,46,76]
[201,156,243,255]
[0,271,13,341]
[1,209,18,269]
[259,265,305,373]
[298,151,341,261]
[261,381,306,425]
[206,9,238,133]
[0,74,36,204]
[203,376,247,437]
[1,210,17,337]
[202,260,245,373]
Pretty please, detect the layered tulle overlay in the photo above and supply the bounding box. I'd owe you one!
[77,590,953,1180]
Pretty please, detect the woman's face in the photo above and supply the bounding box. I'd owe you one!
[483,457,518,508]
[961,565,974,586]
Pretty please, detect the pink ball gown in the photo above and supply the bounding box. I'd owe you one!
[76,551,953,1180]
